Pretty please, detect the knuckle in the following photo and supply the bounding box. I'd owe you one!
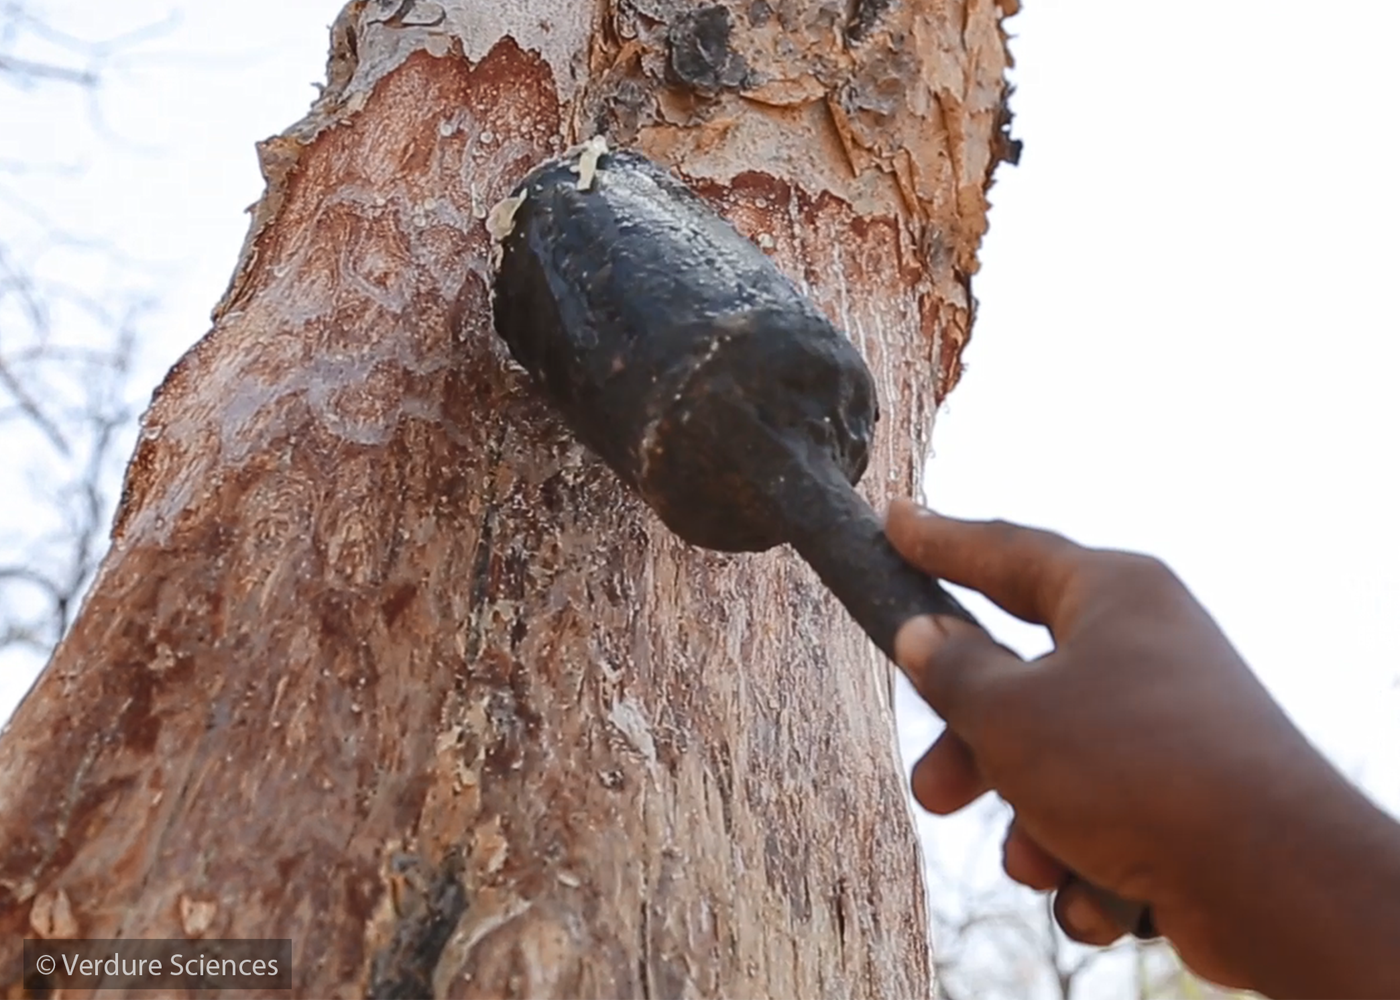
[1090,551,1182,598]
[981,518,1026,548]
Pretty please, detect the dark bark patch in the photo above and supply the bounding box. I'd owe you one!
[844,0,896,43]
[116,663,160,754]
[834,878,848,948]
[666,6,749,97]
[316,591,357,645]
[368,852,467,1000]
[381,583,417,627]
[992,83,1023,167]
[462,502,497,661]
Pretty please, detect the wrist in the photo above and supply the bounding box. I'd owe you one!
[1169,753,1400,998]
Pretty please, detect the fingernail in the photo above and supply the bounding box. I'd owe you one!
[894,615,945,671]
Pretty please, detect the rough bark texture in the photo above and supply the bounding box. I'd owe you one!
[0,1,1014,996]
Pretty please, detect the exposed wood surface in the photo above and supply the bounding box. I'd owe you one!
[0,1,1013,995]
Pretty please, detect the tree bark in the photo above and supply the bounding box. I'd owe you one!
[0,1,1014,996]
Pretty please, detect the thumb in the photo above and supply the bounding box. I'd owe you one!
[885,499,1084,632]
[894,614,1024,740]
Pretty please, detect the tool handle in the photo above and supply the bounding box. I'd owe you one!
[784,476,1157,940]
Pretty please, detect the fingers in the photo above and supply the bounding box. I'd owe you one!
[1006,822,1148,945]
[885,499,1087,633]
[911,729,988,814]
[1003,820,1067,891]
[894,614,1022,738]
[1054,880,1127,947]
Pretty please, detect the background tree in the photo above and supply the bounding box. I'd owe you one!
[0,0,156,689]
[0,0,1015,995]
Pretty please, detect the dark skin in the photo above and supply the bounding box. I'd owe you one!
[885,499,1400,1000]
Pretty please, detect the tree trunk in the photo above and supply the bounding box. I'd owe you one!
[0,1,1014,996]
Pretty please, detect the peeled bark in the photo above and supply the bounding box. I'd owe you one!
[0,1,1014,996]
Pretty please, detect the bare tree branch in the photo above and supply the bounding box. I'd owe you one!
[0,52,94,85]
[0,0,179,90]
[0,1,150,666]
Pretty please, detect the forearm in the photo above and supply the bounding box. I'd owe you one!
[1183,764,1400,998]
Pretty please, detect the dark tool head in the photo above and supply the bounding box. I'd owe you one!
[490,147,1154,945]
[491,145,878,552]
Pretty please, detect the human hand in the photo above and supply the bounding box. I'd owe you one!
[886,500,1400,998]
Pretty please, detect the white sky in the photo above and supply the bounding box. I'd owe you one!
[2,3,1398,990]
